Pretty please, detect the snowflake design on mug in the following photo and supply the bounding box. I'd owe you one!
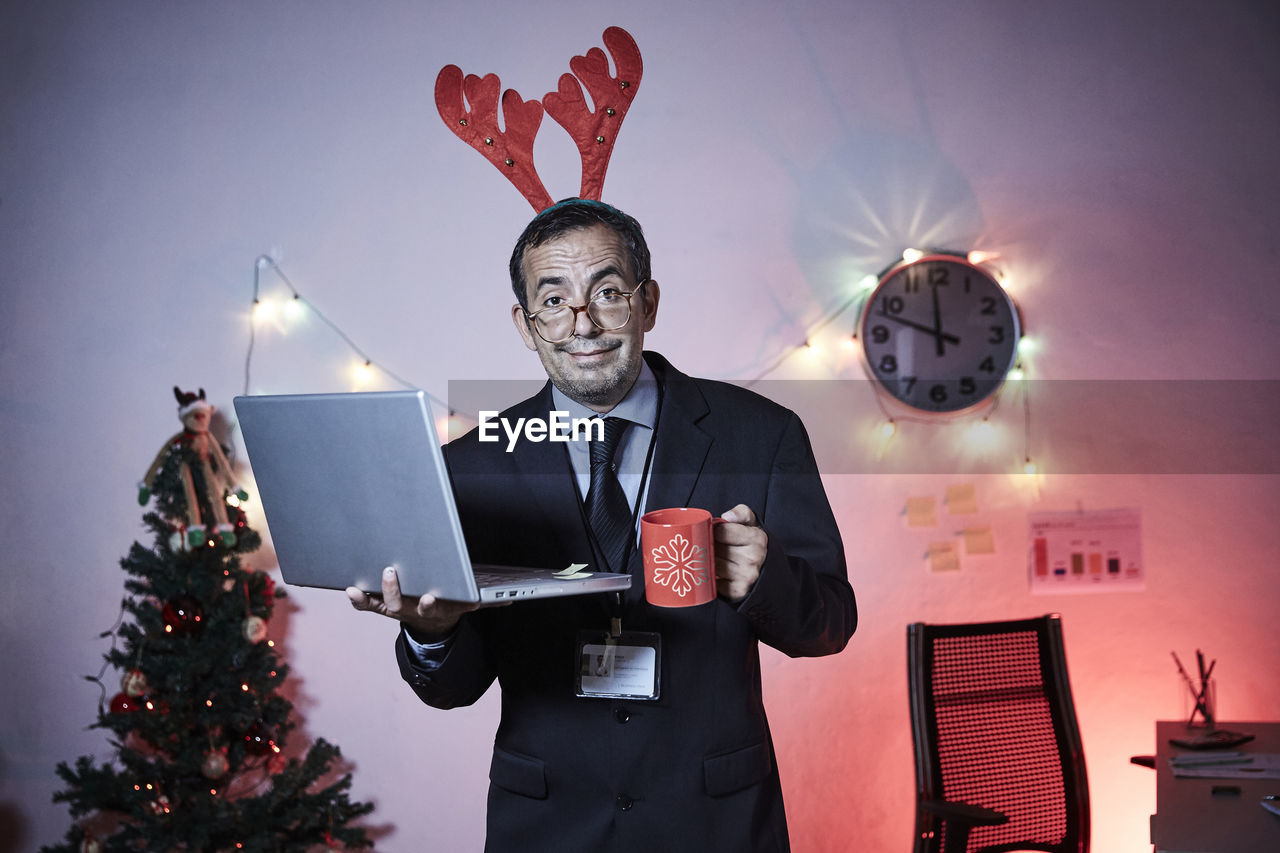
[650,533,708,598]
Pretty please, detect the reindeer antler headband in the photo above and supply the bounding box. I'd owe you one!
[434,26,643,211]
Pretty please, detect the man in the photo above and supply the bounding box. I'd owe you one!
[348,199,856,852]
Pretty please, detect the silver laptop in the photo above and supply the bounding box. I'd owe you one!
[233,390,631,603]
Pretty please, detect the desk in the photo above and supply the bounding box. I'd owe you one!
[1151,720,1280,853]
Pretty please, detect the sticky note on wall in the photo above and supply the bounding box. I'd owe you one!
[928,541,960,572]
[906,496,937,527]
[962,526,996,555]
[946,483,979,514]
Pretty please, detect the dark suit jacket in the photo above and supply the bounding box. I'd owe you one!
[396,352,856,853]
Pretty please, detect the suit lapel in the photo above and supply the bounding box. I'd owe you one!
[644,353,712,513]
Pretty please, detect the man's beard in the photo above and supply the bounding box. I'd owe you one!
[547,347,640,409]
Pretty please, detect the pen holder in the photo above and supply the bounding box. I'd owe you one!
[1184,676,1216,729]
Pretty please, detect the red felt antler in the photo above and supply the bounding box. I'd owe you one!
[434,65,553,211]
[543,27,643,201]
[434,27,643,211]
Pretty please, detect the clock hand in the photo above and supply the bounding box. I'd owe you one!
[877,309,961,345]
[931,284,945,357]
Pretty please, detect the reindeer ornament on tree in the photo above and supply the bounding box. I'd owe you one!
[138,387,248,550]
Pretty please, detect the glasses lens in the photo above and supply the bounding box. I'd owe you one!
[587,293,631,331]
[534,307,574,343]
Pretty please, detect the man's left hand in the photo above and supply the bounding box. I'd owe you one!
[714,504,766,603]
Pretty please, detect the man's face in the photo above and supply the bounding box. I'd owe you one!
[511,224,659,413]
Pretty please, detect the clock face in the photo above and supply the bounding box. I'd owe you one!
[860,255,1020,413]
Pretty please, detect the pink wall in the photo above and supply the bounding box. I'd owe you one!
[2,1,1277,850]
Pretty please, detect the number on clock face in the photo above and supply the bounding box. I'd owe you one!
[859,254,1020,413]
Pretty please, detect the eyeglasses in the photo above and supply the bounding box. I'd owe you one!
[522,284,647,344]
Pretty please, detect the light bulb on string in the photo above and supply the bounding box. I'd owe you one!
[282,293,305,324]
[967,250,999,266]
[901,248,924,263]
[964,418,998,452]
[873,418,897,460]
[352,360,375,388]
[252,297,278,326]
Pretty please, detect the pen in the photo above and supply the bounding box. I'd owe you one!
[1171,652,1199,700]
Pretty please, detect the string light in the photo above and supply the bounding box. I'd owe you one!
[873,418,897,460]
[282,293,304,323]
[244,255,431,398]
[241,249,1040,475]
[242,255,455,420]
[351,360,375,387]
[963,418,998,451]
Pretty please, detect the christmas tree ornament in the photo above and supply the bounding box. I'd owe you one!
[267,753,287,775]
[242,615,268,644]
[139,387,248,547]
[120,668,148,698]
[146,794,171,816]
[201,749,229,780]
[79,835,102,853]
[161,595,204,635]
[108,693,139,714]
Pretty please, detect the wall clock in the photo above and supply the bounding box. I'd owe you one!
[859,252,1021,414]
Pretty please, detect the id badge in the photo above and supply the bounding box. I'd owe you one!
[574,630,661,701]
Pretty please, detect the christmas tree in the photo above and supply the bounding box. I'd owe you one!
[44,388,373,852]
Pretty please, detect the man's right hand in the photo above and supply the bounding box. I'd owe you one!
[346,566,478,642]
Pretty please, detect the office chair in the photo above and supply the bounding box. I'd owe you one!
[907,614,1089,853]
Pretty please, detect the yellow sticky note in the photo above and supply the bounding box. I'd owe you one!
[928,541,960,572]
[554,563,592,579]
[946,483,979,515]
[906,496,937,528]
[962,526,996,555]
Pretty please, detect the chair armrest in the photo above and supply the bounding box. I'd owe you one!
[919,799,1009,827]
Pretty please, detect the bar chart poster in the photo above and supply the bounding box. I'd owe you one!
[1027,508,1144,594]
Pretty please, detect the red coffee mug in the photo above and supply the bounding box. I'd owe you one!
[639,507,722,607]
